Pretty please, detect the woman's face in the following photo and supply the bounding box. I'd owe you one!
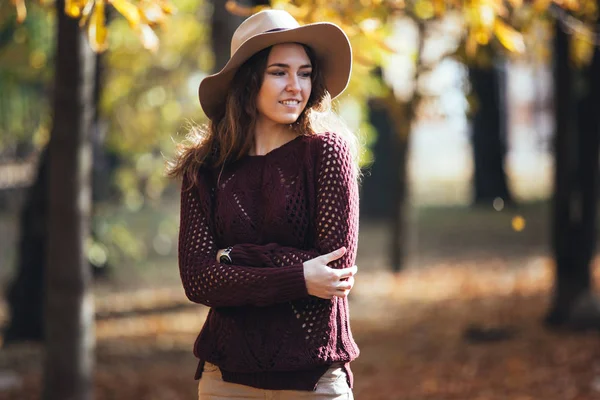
[256,43,312,128]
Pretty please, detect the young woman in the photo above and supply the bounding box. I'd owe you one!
[169,9,361,399]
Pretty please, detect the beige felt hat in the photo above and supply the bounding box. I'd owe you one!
[198,9,352,120]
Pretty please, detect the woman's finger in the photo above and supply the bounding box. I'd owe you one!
[320,247,346,264]
[337,265,357,279]
[334,289,350,298]
[336,280,352,290]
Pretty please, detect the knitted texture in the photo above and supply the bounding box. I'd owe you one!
[178,132,360,391]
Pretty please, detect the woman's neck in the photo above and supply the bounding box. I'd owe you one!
[251,122,298,156]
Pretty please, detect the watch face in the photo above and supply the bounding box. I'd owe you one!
[219,255,231,264]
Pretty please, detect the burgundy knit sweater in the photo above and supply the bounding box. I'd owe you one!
[178,131,360,391]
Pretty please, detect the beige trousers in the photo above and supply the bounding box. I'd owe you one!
[198,363,354,400]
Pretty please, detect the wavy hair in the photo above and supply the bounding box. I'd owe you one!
[167,44,360,188]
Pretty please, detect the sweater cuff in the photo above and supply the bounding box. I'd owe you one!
[266,263,308,303]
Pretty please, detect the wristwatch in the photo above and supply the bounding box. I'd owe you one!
[219,247,233,264]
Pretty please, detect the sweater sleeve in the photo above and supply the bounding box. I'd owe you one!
[313,132,359,270]
[229,243,320,268]
[177,172,309,308]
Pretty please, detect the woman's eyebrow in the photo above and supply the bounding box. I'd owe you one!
[267,63,313,69]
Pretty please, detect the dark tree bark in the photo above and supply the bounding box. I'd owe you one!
[545,12,600,329]
[389,102,410,273]
[469,61,513,206]
[363,91,410,272]
[210,0,246,73]
[42,0,96,398]
[3,150,48,343]
[210,0,270,73]
[363,91,399,220]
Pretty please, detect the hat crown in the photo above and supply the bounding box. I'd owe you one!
[231,10,300,56]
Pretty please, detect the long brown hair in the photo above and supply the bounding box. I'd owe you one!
[167,44,329,188]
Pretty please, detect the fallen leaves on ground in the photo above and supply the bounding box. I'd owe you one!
[1,256,600,400]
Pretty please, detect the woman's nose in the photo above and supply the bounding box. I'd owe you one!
[285,76,301,92]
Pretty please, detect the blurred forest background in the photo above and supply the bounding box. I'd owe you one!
[1,0,600,399]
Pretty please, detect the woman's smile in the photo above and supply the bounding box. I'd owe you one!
[279,99,301,107]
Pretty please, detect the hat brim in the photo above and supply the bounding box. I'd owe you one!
[198,22,352,120]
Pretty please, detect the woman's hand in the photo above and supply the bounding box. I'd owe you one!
[302,247,357,300]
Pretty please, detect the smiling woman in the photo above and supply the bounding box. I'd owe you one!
[252,43,314,155]
[167,9,361,400]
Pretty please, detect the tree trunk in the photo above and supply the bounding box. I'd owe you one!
[363,90,410,271]
[390,99,411,272]
[210,0,245,73]
[363,96,398,220]
[42,0,96,398]
[545,14,600,329]
[387,21,425,272]
[469,61,513,206]
[4,150,48,343]
[210,0,270,73]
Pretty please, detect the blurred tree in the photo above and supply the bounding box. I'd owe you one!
[364,68,396,221]
[6,1,176,399]
[211,0,270,72]
[546,3,600,330]
[2,1,54,344]
[4,150,48,343]
[211,0,245,71]
[41,0,96,398]
[468,58,513,206]
[3,7,108,346]
[365,21,425,272]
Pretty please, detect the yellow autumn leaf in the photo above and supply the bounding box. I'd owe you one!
[157,0,176,15]
[488,0,508,17]
[511,215,525,231]
[466,30,478,58]
[413,0,435,20]
[275,2,313,20]
[78,0,96,28]
[352,52,377,67]
[89,0,109,52]
[110,0,141,27]
[564,0,581,11]
[65,0,88,18]
[494,19,525,53]
[360,27,397,53]
[570,30,595,67]
[11,0,27,23]
[474,27,491,45]
[477,3,496,29]
[359,18,381,33]
[432,0,445,17]
[136,24,160,52]
[139,1,167,24]
[532,0,552,13]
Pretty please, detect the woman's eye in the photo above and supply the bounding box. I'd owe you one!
[300,72,312,78]
[270,70,285,76]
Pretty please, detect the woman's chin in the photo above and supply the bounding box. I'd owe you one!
[275,115,301,125]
